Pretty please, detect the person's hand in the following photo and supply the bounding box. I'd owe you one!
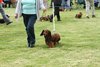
[43,8,46,13]
[15,14,18,19]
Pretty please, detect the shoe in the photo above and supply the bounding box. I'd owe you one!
[6,21,12,25]
[57,20,61,21]
[50,20,53,22]
[86,16,89,19]
[92,15,96,18]
[27,43,30,47]
[30,44,35,48]
[28,44,35,48]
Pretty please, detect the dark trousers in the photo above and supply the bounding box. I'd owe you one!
[3,1,11,8]
[22,14,37,47]
[0,8,11,23]
[54,6,60,21]
[49,4,61,22]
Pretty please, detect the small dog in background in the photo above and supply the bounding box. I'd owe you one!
[0,15,10,24]
[40,15,50,21]
[40,29,61,48]
[40,10,50,21]
[75,12,82,19]
[39,14,53,22]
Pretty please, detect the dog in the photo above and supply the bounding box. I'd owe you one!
[40,29,61,48]
[40,15,50,21]
[39,14,53,22]
[0,15,10,24]
[75,12,82,19]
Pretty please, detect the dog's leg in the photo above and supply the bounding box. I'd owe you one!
[54,42,56,46]
[48,44,51,48]
[51,42,54,48]
[48,42,54,48]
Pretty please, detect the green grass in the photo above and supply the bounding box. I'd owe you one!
[0,8,100,67]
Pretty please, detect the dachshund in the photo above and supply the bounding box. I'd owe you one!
[75,12,82,19]
[40,15,50,21]
[40,29,61,48]
[39,14,53,22]
[0,15,10,24]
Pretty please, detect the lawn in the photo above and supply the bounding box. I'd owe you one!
[0,8,100,67]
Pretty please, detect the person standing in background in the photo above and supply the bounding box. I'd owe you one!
[61,0,65,9]
[0,0,12,25]
[85,0,96,18]
[65,0,71,11]
[15,0,46,48]
[50,0,62,22]
[3,0,11,8]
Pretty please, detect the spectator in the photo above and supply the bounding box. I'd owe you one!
[0,0,12,25]
[94,0,99,7]
[98,0,100,7]
[3,0,11,8]
[65,0,72,10]
[50,0,62,22]
[61,0,66,9]
[85,0,96,18]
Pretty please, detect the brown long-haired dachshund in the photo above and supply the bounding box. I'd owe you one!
[75,12,82,18]
[40,29,61,48]
[40,15,50,21]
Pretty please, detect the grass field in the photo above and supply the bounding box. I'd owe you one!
[0,8,100,67]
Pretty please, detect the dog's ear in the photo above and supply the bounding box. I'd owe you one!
[40,30,44,36]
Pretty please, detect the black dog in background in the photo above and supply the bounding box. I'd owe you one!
[0,15,10,24]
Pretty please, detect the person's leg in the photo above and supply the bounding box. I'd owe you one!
[61,0,65,9]
[26,14,37,47]
[98,0,100,8]
[85,0,90,18]
[22,14,30,47]
[56,8,61,21]
[8,1,11,8]
[0,8,12,25]
[55,6,61,21]
[67,0,71,9]
[4,1,7,8]
[65,1,67,10]
[90,0,95,17]
[83,1,86,9]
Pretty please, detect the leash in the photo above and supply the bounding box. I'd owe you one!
[52,2,56,32]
